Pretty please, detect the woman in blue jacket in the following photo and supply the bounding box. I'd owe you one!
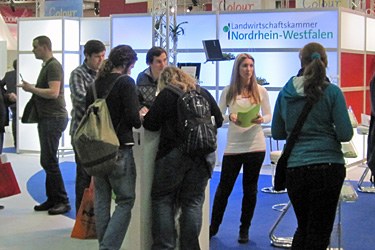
[272,42,353,250]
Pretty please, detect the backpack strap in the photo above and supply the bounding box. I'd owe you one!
[195,85,201,93]
[93,75,126,101]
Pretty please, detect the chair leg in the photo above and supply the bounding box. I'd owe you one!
[262,163,287,194]
[269,201,293,248]
[357,166,375,193]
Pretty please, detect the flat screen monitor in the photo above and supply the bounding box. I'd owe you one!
[202,39,224,61]
[177,62,201,80]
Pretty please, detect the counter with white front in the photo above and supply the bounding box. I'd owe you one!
[122,127,209,250]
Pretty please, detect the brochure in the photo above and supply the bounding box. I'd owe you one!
[236,104,261,128]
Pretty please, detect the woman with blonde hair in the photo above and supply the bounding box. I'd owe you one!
[143,66,223,250]
[272,42,353,250]
[210,53,271,243]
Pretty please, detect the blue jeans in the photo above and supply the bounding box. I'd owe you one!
[286,163,346,250]
[37,117,68,204]
[151,148,213,250]
[210,152,265,232]
[94,146,136,250]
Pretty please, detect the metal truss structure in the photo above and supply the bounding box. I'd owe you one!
[151,0,178,65]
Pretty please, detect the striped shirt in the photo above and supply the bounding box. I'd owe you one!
[69,62,97,135]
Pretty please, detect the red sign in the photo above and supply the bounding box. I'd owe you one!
[0,7,34,24]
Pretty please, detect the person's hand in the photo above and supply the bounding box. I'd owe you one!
[251,113,264,124]
[8,93,17,102]
[17,80,33,93]
[229,113,241,126]
[139,107,149,121]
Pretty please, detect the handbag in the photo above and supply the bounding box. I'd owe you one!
[22,96,39,123]
[71,179,97,239]
[273,101,314,191]
[0,158,21,198]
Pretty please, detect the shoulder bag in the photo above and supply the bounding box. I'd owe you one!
[21,95,39,123]
[273,101,314,191]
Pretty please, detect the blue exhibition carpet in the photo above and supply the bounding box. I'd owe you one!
[27,161,375,250]
[27,161,77,219]
[3,147,17,154]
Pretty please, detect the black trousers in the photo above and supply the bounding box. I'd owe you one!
[210,152,265,231]
[286,163,345,250]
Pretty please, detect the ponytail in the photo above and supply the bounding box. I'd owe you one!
[300,43,329,104]
[97,59,114,80]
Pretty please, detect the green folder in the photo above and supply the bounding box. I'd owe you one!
[236,104,261,128]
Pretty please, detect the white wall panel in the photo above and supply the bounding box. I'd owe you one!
[366,17,375,52]
[341,12,365,51]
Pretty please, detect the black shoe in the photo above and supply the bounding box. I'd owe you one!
[238,229,249,244]
[0,205,4,210]
[34,201,55,211]
[209,225,219,239]
[48,203,71,215]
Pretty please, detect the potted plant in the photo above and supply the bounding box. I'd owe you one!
[154,14,188,65]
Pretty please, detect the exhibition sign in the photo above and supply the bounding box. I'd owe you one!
[44,0,83,17]
[212,0,262,11]
[296,0,350,8]
[219,10,338,49]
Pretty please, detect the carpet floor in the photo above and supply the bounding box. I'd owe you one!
[26,161,375,250]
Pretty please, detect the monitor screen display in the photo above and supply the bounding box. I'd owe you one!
[202,40,224,61]
[177,62,201,80]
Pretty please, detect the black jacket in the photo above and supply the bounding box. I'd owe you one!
[143,86,223,160]
[86,73,141,145]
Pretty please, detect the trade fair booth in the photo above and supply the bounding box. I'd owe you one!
[16,7,375,250]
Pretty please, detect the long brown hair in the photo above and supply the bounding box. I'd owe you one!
[299,42,329,104]
[97,45,137,80]
[158,66,196,92]
[226,53,260,106]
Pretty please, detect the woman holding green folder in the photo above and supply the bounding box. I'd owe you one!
[210,53,271,243]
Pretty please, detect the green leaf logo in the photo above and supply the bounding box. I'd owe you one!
[223,26,229,32]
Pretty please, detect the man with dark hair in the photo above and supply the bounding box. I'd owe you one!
[136,46,167,113]
[19,35,70,215]
[1,59,17,147]
[69,39,106,213]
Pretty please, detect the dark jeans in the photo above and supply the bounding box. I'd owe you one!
[72,143,92,213]
[10,106,16,147]
[286,163,346,250]
[0,133,3,154]
[37,117,69,204]
[151,148,214,250]
[210,152,265,232]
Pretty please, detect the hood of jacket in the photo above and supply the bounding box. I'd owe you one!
[281,76,307,101]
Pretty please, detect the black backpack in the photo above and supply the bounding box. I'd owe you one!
[166,85,217,157]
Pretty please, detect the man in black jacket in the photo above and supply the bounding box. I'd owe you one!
[1,59,17,147]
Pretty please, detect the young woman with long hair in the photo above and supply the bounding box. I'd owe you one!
[272,42,353,250]
[210,53,272,243]
[143,66,223,250]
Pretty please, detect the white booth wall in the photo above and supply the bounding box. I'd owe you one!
[15,9,375,249]
[16,8,375,183]
[17,17,80,152]
[16,7,375,175]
